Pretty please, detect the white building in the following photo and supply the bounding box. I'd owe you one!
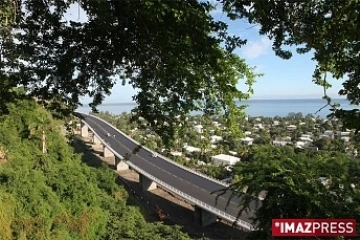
[319,134,330,139]
[228,151,237,156]
[212,121,221,127]
[287,125,297,131]
[295,141,306,149]
[341,136,350,142]
[194,124,203,133]
[254,123,264,129]
[170,151,182,156]
[279,136,291,142]
[273,140,288,146]
[210,135,223,143]
[244,131,252,136]
[241,137,254,146]
[211,154,240,166]
[184,146,201,153]
[324,130,334,136]
[301,134,312,139]
[299,136,313,142]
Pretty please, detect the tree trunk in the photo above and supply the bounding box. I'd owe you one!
[42,130,47,153]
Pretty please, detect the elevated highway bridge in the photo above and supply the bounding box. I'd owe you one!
[77,112,260,230]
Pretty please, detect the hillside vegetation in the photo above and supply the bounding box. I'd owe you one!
[0,98,191,240]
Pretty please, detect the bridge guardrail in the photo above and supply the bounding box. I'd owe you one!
[81,119,254,231]
[79,112,230,188]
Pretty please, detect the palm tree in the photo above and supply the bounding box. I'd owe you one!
[42,130,47,154]
[28,112,53,154]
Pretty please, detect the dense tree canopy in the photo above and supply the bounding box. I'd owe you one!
[1,0,257,144]
[223,0,360,130]
[2,0,360,137]
[0,97,194,239]
[225,145,360,240]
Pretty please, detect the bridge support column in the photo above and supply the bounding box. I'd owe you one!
[114,156,129,171]
[103,146,114,158]
[81,123,88,137]
[139,174,157,191]
[194,206,218,227]
[92,135,102,146]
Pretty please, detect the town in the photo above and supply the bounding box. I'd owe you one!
[95,111,360,182]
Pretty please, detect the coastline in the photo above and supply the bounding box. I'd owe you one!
[77,98,356,118]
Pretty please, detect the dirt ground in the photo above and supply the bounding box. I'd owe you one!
[77,135,248,240]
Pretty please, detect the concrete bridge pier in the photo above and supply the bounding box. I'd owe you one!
[81,123,89,137]
[194,205,218,227]
[114,156,129,171]
[103,146,114,158]
[139,174,157,191]
[92,135,102,146]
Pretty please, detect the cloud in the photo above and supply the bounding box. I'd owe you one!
[242,37,272,59]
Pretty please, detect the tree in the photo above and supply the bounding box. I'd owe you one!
[223,0,360,131]
[222,145,360,240]
[1,0,259,144]
[0,98,195,239]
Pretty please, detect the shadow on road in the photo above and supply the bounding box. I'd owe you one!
[72,136,248,240]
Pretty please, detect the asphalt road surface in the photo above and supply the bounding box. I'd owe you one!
[79,113,260,227]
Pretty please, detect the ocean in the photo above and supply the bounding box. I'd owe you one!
[76,98,357,118]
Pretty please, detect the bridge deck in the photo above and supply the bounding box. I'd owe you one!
[81,114,258,226]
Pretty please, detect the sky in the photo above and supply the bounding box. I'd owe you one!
[64,2,345,104]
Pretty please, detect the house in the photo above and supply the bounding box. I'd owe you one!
[228,151,237,156]
[183,146,200,153]
[254,123,264,129]
[287,125,297,131]
[211,154,240,166]
[241,137,254,146]
[340,131,351,136]
[282,136,292,141]
[301,134,312,139]
[194,125,203,133]
[212,121,221,127]
[324,130,334,136]
[170,151,182,156]
[295,141,306,149]
[319,134,330,139]
[341,136,350,142]
[210,135,223,143]
[299,136,313,142]
[273,140,288,146]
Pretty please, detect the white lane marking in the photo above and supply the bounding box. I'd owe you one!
[85,116,248,213]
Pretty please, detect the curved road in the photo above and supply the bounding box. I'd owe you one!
[79,113,259,227]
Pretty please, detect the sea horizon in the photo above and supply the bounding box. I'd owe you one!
[77,98,356,118]
[82,97,348,106]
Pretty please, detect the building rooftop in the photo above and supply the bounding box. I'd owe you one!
[212,154,240,162]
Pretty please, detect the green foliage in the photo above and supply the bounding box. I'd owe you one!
[1,0,259,145]
[0,99,192,240]
[228,145,360,240]
[223,0,360,131]
[0,0,17,30]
